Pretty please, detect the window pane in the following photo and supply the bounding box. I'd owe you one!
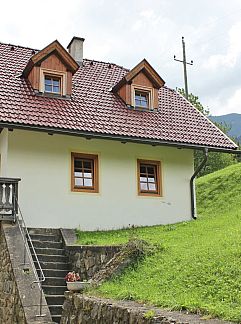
[135,99,141,106]
[53,86,60,93]
[45,85,52,92]
[53,79,60,86]
[148,177,155,183]
[140,166,146,174]
[147,166,155,175]
[74,160,83,169]
[84,161,92,169]
[84,172,92,178]
[140,182,148,190]
[140,177,147,182]
[140,100,148,108]
[74,172,82,177]
[84,178,93,187]
[75,178,83,186]
[45,80,52,86]
[148,183,156,191]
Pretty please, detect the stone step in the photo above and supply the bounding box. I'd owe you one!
[44,277,66,286]
[29,233,61,242]
[37,254,68,263]
[40,268,69,279]
[51,314,61,324]
[33,247,65,256]
[45,294,65,306]
[49,305,63,316]
[31,240,63,249]
[35,260,71,270]
[42,285,67,295]
[28,227,61,237]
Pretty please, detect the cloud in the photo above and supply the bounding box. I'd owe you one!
[204,21,241,69]
[204,87,241,115]
[1,0,241,115]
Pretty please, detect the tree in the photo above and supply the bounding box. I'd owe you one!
[178,88,238,177]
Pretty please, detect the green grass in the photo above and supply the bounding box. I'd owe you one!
[76,163,241,321]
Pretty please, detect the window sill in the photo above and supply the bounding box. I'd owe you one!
[35,91,71,100]
[127,105,158,112]
[138,192,161,197]
[71,187,99,194]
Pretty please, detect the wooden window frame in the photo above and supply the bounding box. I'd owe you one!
[71,153,99,193]
[40,68,67,96]
[137,159,162,197]
[131,85,154,110]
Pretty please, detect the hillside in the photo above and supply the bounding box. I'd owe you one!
[209,113,241,142]
[77,163,241,322]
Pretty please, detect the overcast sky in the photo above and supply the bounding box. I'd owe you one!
[1,0,241,116]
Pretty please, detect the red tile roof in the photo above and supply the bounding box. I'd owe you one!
[0,42,238,151]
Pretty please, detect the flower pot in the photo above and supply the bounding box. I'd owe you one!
[66,281,90,291]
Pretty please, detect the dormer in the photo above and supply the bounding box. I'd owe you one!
[113,59,165,111]
[22,40,79,97]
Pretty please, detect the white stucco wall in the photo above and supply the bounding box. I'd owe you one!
[4,129,194,230]
[0,129,8,176]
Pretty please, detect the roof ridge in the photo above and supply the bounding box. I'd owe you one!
[83,58,129,71]
[0,41,39,52]
[0,42,130,72]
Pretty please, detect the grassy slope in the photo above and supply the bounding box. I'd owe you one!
[77,164,241,321]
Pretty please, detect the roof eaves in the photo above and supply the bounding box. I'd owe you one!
[0,122,239,154]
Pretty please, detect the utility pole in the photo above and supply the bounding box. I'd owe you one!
[174,37,193,99]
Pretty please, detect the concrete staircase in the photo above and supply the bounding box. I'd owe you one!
[27,228,71,324]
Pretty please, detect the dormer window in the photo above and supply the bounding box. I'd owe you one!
[22,40,79,98]
[112,59,165,111]
[40,69,67,96]
[44,75,61,94]
[134,90,150,109]
[132,86,153,110]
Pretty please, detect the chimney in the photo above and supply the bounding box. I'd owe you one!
[67,36,85,65]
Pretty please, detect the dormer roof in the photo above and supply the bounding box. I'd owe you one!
[112,59,165,92]
[22,40,79,77]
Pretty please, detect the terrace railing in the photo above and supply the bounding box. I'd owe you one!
[0,177,46,317]
[0,177,21,222]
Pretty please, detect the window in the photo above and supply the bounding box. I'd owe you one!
[71,153,99,193]
[40,68,67,96]
[132,85,154,110]
[137,159,161,196]
[135,90,149,109]
[44,75,61,94]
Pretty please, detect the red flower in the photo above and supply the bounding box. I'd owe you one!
[64,271,81,282]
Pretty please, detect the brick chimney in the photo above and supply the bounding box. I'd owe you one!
[67,36,85,65]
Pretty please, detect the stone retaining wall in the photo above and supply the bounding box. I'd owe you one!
[0,223,26,324]
[0,222,53,324]
[65,245,121,280]
[61,294,233,324]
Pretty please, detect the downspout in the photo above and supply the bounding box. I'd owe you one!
[190,148,208,219]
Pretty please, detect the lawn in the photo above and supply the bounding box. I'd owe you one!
[76,163,241,322]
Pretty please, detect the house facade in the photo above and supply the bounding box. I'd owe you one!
[0,37,238,230]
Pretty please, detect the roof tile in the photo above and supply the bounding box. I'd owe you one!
[0,42,237,150]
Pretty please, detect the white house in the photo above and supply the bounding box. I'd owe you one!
[0,37,238,230]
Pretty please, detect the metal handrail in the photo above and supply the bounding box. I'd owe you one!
[14,196,46,318]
